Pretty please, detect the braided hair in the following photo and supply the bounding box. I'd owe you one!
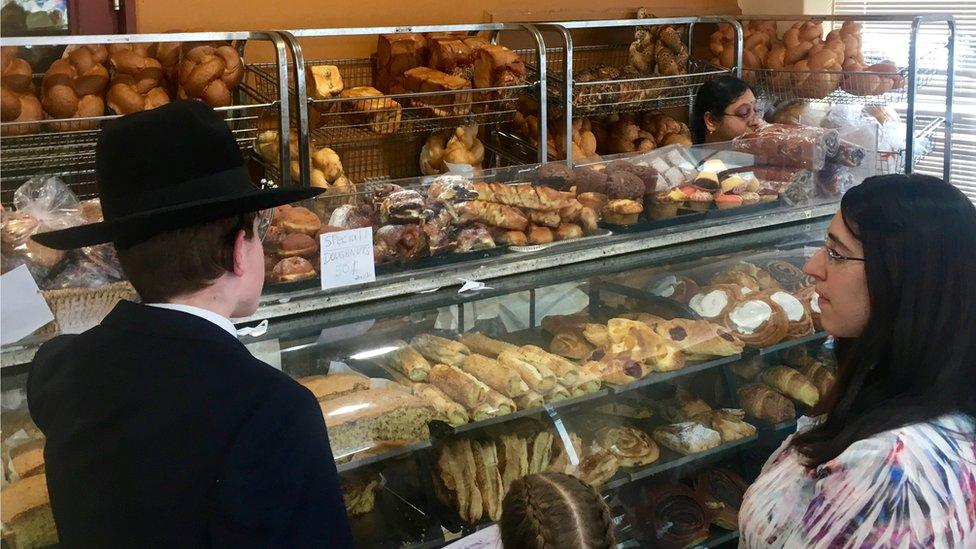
[499,473,615,549]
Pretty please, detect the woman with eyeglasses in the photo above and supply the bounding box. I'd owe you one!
[690,75,763,144]
[738,174,976,548]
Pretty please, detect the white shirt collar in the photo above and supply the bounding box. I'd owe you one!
[146,303,238,338]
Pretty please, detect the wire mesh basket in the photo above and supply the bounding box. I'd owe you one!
[746,48,943,106]
[545,45,731,116]
[0,34,290,206]
[877,117,942,175]
[247,48,539,185]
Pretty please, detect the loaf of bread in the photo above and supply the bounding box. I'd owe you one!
[472,43,525,111]
[320,388,433,460]
[377,33,427,94]
[298,373,370,401]
[412,382,468,427]
[460,354,530,398]
[10,438,45,479]
[1,474,58,549]
[1,47,43,135]
[428,35,488,80]
[339,86,402,134]
[107,46,170,114]
[178,43,243,107]
[459,332,520,358]
[403,66,472,117]
[41,45,109,131]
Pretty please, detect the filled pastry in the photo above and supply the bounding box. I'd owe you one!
[646,274,701,303]
[796,285,823,331]
[652,421,722,454]
[688,284,747,322]
[549,331,595,360]
[738,383,796,423]
[692,409,757,442]
[763,259,813,292]
[765,290,815,338]
[582,352,649,386]
[606,318,685,372]
[723,295,789,348]
[595,426,660,467]
[653,318,744,359]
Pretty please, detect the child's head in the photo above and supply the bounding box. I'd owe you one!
[500,473,615,549]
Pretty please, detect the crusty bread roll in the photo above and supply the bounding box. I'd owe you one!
[1,47,43,135]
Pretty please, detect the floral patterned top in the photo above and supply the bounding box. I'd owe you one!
[739,414,976,549]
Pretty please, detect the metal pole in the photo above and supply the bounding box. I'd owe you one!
[278,31,311,187]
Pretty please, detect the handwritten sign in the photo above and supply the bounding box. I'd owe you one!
[319,227,375,290]
[1,265,55,347]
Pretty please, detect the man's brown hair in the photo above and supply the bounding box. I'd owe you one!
[500,472,615,549]
[117,213,256,303]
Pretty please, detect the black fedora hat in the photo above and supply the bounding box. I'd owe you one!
[32,100,322,250]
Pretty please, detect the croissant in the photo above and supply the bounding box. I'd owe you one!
[761,365,819,407]
[738,383,796,423]
[798,360,836,399]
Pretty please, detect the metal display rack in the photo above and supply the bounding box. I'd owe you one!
[526,16,744,165]
[728,14,956,182]
[258,24,550,188]
[0,31,296,204]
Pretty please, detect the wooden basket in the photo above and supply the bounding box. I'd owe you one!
[39,282,138,336]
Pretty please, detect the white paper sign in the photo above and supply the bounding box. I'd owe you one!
[1,265,55,347]
[319,227,376,290]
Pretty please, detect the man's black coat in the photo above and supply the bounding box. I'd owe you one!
[27,301,354,547]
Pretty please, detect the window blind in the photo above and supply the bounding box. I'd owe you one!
[832,0,976,200]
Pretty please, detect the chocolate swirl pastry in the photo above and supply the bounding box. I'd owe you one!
[595,426,660,468]
[634,483,711,549]
[693,467,749,530]
[762,260,812,292]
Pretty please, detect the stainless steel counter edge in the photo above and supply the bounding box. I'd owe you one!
[1,203,836,368]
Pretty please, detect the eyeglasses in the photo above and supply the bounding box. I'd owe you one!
[257,208,274,242]
[722,107,762,121]
[823,239,864,263]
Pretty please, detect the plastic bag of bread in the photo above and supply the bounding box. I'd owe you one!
[2,177,85,280]
[732,123,838,171]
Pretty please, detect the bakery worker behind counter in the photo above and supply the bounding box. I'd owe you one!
[26,101,355,547]
[689,75,763,144]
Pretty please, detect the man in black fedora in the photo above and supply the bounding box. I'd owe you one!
[27,100,354,547]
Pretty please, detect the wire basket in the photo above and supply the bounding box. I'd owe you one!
[747,48,944,106]
[0,45,285,206]
[544,45,732,116]
[877,117,942,175]
[38,281,138,336]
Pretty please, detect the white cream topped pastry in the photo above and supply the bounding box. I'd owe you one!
[770,291,804,322]
[810,292,822,314]
[690,290,729,319]
[650,275,678,298]
[729,300,773,334]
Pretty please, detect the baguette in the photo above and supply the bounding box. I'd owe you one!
[518,345,580,385]
[429,363,487,410]
[528,431,555,474]
[460,354,530,398]
[514,390,545,410]
[411,334,471,366]
[412,383,469,427]
[484,388,517,415]
[384,340,432,381]
[497,349,557,393]
[459,332,520,358]
[545,384,572,403]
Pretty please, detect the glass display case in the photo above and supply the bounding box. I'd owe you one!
[6,215,837,546]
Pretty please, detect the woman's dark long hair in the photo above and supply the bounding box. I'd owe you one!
[690,75,753,144]
[790,174,976,467]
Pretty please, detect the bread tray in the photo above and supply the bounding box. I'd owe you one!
[508,228,612,253]
[704,199,782,220]
[598,211,707,234]
[753,331,828,357]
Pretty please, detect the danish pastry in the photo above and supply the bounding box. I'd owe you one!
[723,296,789,348]
[762,290,815,339]
[646,274,700,303]
[653,318,744,359]
[688,284,746,322]
[652,422,722,455]
[595,426,660,468]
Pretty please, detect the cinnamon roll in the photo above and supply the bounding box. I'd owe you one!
[763,259,813,292]
[693,467,750,530]
[595,426,660,468]
[634,483,711,549]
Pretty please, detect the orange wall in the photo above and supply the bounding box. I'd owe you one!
[135,0,741,60]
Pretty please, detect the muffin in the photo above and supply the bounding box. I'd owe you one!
[537,162,575,190]
[572,166,609,195]
[648,190,682,220]
[606,171,645,200]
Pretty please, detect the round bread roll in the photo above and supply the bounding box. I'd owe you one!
[279,206,321,236]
